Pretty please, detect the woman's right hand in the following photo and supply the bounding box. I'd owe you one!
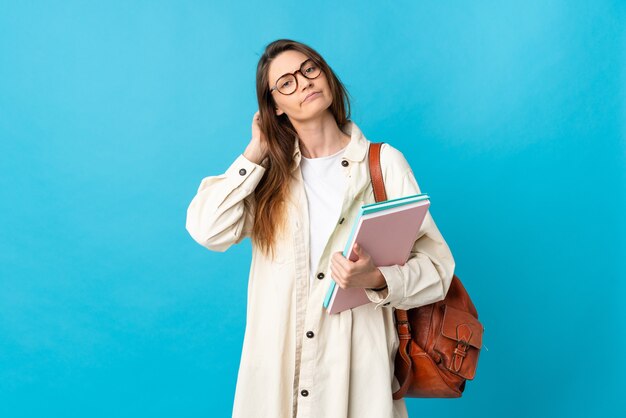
[244,111,269,165]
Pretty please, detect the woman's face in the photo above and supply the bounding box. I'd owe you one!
[268,50,333,121]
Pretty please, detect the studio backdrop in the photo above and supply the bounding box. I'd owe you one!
[1,1,624,417]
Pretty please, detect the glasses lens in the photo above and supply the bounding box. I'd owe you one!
[302,61,321,79]
[277,74,297,95]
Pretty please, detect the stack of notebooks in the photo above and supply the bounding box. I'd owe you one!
[323,193,431,314]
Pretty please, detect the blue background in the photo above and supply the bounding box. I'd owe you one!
[1,1,624,417]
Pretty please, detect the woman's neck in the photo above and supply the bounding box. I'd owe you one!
[292,113,350,159]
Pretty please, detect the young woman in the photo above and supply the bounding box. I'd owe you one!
[185,39,455,418]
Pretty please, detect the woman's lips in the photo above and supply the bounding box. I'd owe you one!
[303,91,321,103]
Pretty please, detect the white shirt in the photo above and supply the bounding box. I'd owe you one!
[299,146,348,290]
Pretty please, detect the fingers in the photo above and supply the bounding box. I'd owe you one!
[331,251,350,271]
[353,243,371,261]
[330,262,344,288]
[330,262,353,289]
[331,253,349,275]
[331,252,352,289]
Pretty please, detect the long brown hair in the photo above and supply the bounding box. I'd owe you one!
[252,39,352,260]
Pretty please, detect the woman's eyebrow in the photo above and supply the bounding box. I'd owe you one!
[277,59,310,79]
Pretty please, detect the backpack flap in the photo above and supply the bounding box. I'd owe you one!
[435,304,483,380]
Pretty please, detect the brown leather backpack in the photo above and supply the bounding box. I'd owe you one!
[368,142,484,399]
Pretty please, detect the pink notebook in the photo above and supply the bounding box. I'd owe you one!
[324,196,431,314]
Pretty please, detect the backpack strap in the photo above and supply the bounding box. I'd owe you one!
[392,309,414,400]
[368,143,388,202]
[368,142,414,400]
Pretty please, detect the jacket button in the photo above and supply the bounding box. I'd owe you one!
[317,272,325,280]
[239,168,247,176]
[301,389,309,397]
[341,160,349,167]
[306,331,314,338]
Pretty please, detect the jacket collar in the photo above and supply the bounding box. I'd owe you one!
[291,120,368,171]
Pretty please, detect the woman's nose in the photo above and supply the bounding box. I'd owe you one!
[296,71,313,89]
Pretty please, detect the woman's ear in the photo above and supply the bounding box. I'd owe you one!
[275,106,284,116]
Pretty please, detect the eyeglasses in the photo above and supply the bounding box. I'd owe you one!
[270,58,322,95]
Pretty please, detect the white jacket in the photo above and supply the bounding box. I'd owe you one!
[186,120,455,418]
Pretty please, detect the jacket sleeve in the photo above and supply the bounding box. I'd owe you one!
[364,147,455,310]
[185,154,266,252]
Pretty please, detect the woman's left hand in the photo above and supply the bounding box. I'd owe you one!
[330,243,387,290]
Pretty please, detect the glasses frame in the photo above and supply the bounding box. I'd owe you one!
[270,58,322,95]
